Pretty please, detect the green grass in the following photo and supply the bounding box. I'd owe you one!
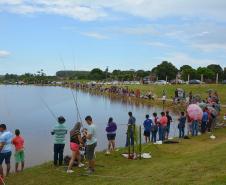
[6,128,226,185]
[114,84,226,104]
[100,83,226,120]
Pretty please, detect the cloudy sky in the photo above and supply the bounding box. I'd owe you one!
[0,0,226,75]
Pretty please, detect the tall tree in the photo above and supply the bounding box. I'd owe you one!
[151,61,178,80]
[207,64,223,81]
[223,68,226,80]
[180,65,198,81]
[197,67,215,81]
[89,68,105,80]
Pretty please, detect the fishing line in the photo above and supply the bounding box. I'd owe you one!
[59,55,83,126]
[73,53,81,123]
[70,89,83,126]
[39,95,58,121]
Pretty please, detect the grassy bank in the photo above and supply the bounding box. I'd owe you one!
[112,84,226,105]
[84,83,226,120]
[6,127,226,185]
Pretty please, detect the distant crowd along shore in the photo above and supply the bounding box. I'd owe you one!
[66,82,222,105]
[0,81,222,183]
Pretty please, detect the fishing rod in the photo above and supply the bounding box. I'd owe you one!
[73,53,81,123]
[59,55,83,126]
[70,88,83,125]
[39,95,58,122]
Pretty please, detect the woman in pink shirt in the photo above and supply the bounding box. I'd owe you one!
[159,112,168,141]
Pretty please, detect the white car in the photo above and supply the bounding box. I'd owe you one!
[154,80,168,85]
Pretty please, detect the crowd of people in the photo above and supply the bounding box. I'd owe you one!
[0,86,222,181]
[51,115,97,174]
[71,83,156,100]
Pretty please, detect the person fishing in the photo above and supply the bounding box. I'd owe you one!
[192,118,199,136]
[105,117,117,154]
[159,112,168,141]
[151,113,159,143]
[201,108,208,133]
[0,124,13,178]
[166,111,172,139]
[126,112,136,148]
[143,114,152,143]
[67,122,84,174]
[178,112,186,138]
[83,116,97,174]
[51,116,67,166]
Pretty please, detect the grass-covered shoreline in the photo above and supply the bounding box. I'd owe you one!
[107,84,226,104]
[3,83,226,184]
[5,127,226,185]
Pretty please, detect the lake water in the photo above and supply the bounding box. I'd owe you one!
[0,85,179,168]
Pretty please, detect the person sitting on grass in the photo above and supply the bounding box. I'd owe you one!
[106,117,117,154]
[143,114,152,143]
[178,112,186,138]
[67,122,84,174]
[83,116,97,174]
[0,124,13,178]
[12,129,25,172]
[51,116,67,166]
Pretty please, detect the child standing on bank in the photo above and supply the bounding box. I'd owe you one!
[12,129,25,172]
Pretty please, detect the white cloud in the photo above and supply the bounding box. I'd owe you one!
[144,41,170,48]
[0,0,107,21]
[1,0,226,21]
[92,0,226,20]
[0,50,11,58]
[81,32,109,40]
[115,25,158,35]
[192,43,226,52]
[0,0,23,5]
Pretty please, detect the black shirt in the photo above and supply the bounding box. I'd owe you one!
[166,115,172,126]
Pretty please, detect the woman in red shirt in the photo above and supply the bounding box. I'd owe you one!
[12,129,25,172]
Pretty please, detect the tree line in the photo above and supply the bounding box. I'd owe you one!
[1,61,226,83]
[57,61,226,82]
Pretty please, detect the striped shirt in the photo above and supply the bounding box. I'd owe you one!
[53,124,67,144]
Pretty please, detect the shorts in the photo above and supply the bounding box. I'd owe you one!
[144,131,151,137]
[70,142,79,152]
[0,151,12,165]
[86,142,97,161]
[107,134,116,141]
[15,150,25,163]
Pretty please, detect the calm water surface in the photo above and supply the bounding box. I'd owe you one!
[0,85,179,168]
